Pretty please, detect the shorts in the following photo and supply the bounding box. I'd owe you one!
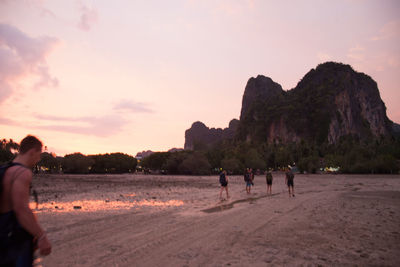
[266,180,272,185]
[287,180,294,187]
[220,182,228,187]
[246,181,252,186]
[16,240,33,267]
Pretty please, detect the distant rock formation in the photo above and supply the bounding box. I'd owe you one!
[135,150,153,160]
[237,62,393,144]
[185,62,397,148]
[184,119,239,150]
[135,148,184,159]
[240,75,284,120]
[393,123,400,137]
[168,148,184,153]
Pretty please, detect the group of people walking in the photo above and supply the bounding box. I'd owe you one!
[219,167,295,200]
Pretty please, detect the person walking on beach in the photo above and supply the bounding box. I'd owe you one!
[244,168,252,194]
[219,170,229,200]
[285,167,295,197]
[266,169,273,195]
[0,135,52,266]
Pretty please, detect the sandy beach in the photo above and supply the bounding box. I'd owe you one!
[31,173,400,266]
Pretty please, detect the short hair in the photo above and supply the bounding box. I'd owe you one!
[19,135,43,154]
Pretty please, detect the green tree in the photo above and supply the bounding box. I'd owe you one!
[38,152,59,173]
[141,152,170,171]
[205,147,224,169]
[62,153,94,174]
[90,153,137,173]
[0,139,18,164]
[244,148,266,170]
[371,154,399,174]
[221,157,243,174]
[178,153,211,175]
[275,146,292,168]
[298,155,319,173]
[162,152,187,174]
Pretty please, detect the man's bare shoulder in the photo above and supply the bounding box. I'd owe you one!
[7,165,32,184]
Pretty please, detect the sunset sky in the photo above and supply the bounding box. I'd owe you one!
[1,0,399,156]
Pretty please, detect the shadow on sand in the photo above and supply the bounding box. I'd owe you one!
[201,192,281,213]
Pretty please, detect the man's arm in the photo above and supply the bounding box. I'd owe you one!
[12,170,44,237]
[12,170,52,255]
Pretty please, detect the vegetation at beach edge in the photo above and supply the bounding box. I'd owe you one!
[1,139,137,174]
[141,135,400,175]
[2,135,399,175]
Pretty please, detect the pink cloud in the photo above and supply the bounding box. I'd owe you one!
[371,20,400,41]
[77,3,98,32]
[0,23,59,103]
[0,116,19,126]
[34,114,126,137]
[0,112,128,137]
[3,0,57,18]
[25,0,57,18]
[113,100,154,113]
[0,113,127,137]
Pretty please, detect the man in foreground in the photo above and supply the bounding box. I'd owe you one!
[0,135,52,266]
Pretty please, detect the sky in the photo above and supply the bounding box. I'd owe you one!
[0,0,399,156]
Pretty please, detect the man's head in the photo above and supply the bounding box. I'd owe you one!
[19,135,43,167]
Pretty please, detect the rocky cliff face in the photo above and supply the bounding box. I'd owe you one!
[240,75,284,120]
[238,62,392,144]
[393,123,400,137]
[185,62,395,148]
[184,119,239,150]
[135,150,154,159]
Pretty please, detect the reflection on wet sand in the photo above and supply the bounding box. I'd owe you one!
[30,199,184,213]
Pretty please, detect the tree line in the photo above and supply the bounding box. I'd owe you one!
[1,135,399,175]
[0,139,137,174]
[141,135,400,175]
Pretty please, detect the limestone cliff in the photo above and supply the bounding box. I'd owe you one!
[240,75,284,120]
[185,62,395,148]
[184,119,239,150]
[238,62,392,144]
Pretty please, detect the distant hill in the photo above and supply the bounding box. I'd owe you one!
[186,62,396,147]
[168,148,184,153]
[184,119,239,150]
[136,148,184,160]
[135,150,154,160]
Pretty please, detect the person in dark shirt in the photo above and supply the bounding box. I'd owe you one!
[285,167,295,197]
[266,169,273,195]
[244,168,252,194]
[0,135,52,266]
[219,170,229,200]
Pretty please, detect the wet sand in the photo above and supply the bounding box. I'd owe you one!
[32,173,400,266]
